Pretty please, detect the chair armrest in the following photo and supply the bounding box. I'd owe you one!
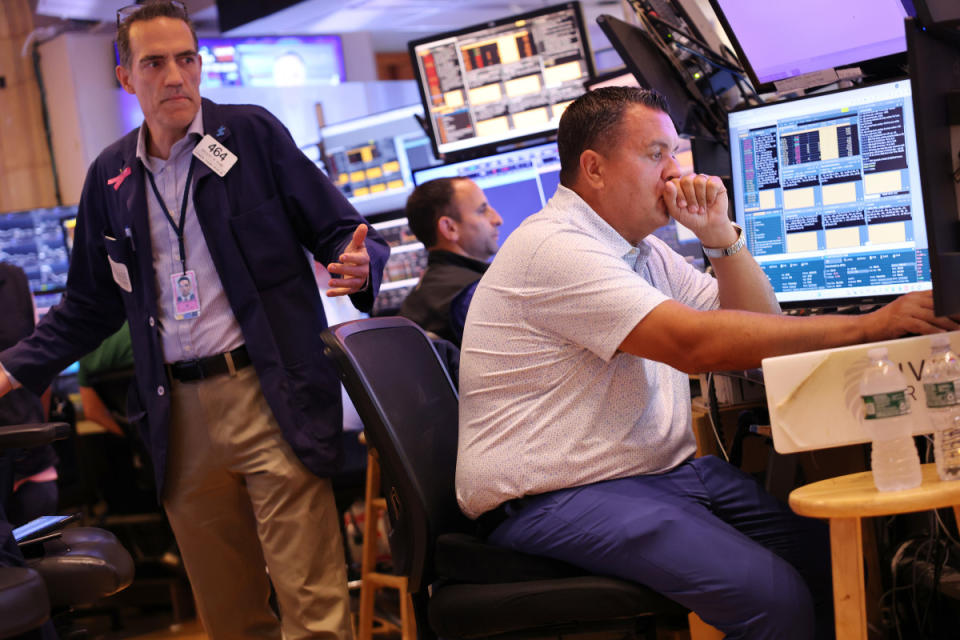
[0,567,50,638]
[0,423,71,451]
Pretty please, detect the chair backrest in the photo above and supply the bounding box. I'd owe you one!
[321,316,472,592]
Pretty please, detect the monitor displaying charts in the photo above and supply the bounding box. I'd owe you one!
[409,2,594,159]
[727,79,930,308]
[320,104,443,217]
[0,205,75,303]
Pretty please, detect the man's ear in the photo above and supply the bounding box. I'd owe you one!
[436,215,458,243]
[116,65,135,95]
[579,150,604,189]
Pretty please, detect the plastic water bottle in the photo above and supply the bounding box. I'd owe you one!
[859,347,922,491]
[922,334,960,481]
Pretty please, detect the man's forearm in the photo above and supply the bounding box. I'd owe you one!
[710,247,781,314]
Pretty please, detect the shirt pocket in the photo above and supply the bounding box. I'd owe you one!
[229,196,304,290]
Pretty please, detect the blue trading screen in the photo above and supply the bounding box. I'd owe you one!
[727,80,930,307]
[412,141,562,244]
[0,206,75,298]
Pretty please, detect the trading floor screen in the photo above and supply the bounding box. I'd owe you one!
[0,206,75,299]
[410,2,593,157]
[727,79,931,307]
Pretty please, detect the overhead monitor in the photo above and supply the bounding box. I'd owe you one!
[408,2,595,160]
[709,0,914,92]
[319,104,443,217]
[596,14,725,141]
[906,18,960,317]
[196,35,345,88]
[0,205,75,302]
[727,79,931,309]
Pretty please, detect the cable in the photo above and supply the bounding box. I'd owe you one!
[704,372,730,461]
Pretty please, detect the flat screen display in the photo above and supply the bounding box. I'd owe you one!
[197,35,345,88]
[710,0,914,88]
[320,104,443,216]
[727,79,931,308]
[0,206,75,298]
[409,2,594,159]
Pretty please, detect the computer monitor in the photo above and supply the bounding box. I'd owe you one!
[708,0,914,92]
[319,104,443,217]
[408,2,595,160]
[906,18,960,317]
[196,35,345,87]
[0,205,75,305]
[727,78,931,309]
[596,14,726,141]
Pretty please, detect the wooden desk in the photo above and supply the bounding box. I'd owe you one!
[789,464,960,640]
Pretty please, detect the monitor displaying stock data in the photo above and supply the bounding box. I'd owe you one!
[409,2,594,159]
[727,79,930,308]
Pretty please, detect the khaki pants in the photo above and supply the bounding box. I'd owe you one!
[163,365,352,640]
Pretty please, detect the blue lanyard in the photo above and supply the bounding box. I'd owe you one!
[146,158,196,275]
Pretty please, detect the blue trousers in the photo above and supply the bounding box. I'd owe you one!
[489,456,833,640]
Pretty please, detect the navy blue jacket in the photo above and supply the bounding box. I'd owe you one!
[0,99,389,495]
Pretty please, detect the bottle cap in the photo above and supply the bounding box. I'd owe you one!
[867,347,888,360]
[930,334,951,349]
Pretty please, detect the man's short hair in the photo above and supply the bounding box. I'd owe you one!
[178,275,190,286]
[117,1,198,68]
[558,87,670,186]
[405,177,466,248]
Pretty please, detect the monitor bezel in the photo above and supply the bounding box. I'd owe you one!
[407,1,596,163]
[906,18,960,317]
[707,0,913,94]
[726,76,931,311]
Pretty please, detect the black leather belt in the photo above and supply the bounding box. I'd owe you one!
[167,345,251,382]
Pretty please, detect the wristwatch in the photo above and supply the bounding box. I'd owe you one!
[702,223,745,259]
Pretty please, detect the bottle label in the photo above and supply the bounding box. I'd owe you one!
[862,391,910,419]
[924,380,958,408]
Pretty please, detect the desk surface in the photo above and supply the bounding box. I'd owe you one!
[790,463,960,519]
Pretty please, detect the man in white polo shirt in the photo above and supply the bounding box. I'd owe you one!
[456,87,959,640]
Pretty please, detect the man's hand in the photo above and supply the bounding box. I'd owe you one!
[326,224,371,297]
[0,367,11,399]
[663,173,734,248]
[865,290,960,341]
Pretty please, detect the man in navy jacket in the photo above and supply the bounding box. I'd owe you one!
[0,2,388,638]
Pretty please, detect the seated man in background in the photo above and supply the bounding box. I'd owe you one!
[400,177,502,346]
[457,87,959,640]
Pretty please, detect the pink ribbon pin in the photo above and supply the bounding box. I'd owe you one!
[107,166,131,191]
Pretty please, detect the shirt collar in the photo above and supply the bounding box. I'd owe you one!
[549,185,652,268]
[135,104,204,169]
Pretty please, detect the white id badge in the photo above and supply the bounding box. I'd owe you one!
[171,270,201,320]
[193,134,237,177]
[108,255,133,293]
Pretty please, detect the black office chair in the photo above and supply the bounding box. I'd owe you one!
[321,317,698,640]
[0,423,135,638]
